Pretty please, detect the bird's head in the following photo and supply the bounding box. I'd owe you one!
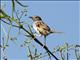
[29,16,42,21]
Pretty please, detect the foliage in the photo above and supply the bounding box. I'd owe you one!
[0,0,80,60]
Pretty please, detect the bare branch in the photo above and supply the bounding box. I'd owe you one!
[1,19,19,28]
[15,0,28,7]
[1,19,59,60]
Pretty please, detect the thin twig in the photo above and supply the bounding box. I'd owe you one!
[60,51,64,60]
[15,0,28,7]
[1,19,59,60]
[28,46,33,60]
[66,43,68,60]
[1,19,19,28]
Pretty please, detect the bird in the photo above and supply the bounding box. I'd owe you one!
[29,16,61,45]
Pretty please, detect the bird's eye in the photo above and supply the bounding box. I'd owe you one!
[35,16,42,20]
[35,16,38,18]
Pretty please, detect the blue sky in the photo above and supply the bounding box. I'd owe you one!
[1,1,79,60]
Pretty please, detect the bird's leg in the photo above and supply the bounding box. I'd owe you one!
[44,36,47,46]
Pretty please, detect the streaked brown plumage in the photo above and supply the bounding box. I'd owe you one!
[29,16,62,45]
[29,16,53,36]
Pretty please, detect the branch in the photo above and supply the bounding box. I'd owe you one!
[15,0,28,7]
[1,19,59,60]
[19,27,59,60]
[1,19,19,28]
[28,46,33,60]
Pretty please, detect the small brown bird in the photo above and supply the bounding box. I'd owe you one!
[29,16,61,45]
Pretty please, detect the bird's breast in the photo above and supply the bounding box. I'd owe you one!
[33,21,52,36]
[33,22,40,34]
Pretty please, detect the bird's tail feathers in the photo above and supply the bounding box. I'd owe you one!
[50,29,63,34]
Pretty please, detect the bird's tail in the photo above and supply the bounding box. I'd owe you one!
[50,29,63,34]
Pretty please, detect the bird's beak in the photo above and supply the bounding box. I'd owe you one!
[29,16,32,18]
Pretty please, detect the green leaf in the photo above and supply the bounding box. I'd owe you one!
[0,9,8,18]
[12,0,15,18]
[5,24,12,45]
[12,0,15,12]
[28,25,33,34]
[0,9,12,22]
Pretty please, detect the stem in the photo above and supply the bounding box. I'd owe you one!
[75,46,78,60]
[44,36,46,46]
[60,52,64,60]
[66,43,68,60]
[1,20,59,60]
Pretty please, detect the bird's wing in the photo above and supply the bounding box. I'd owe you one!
[41,21,50,31]
[35,21,50,35]
[35,21,50,31]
